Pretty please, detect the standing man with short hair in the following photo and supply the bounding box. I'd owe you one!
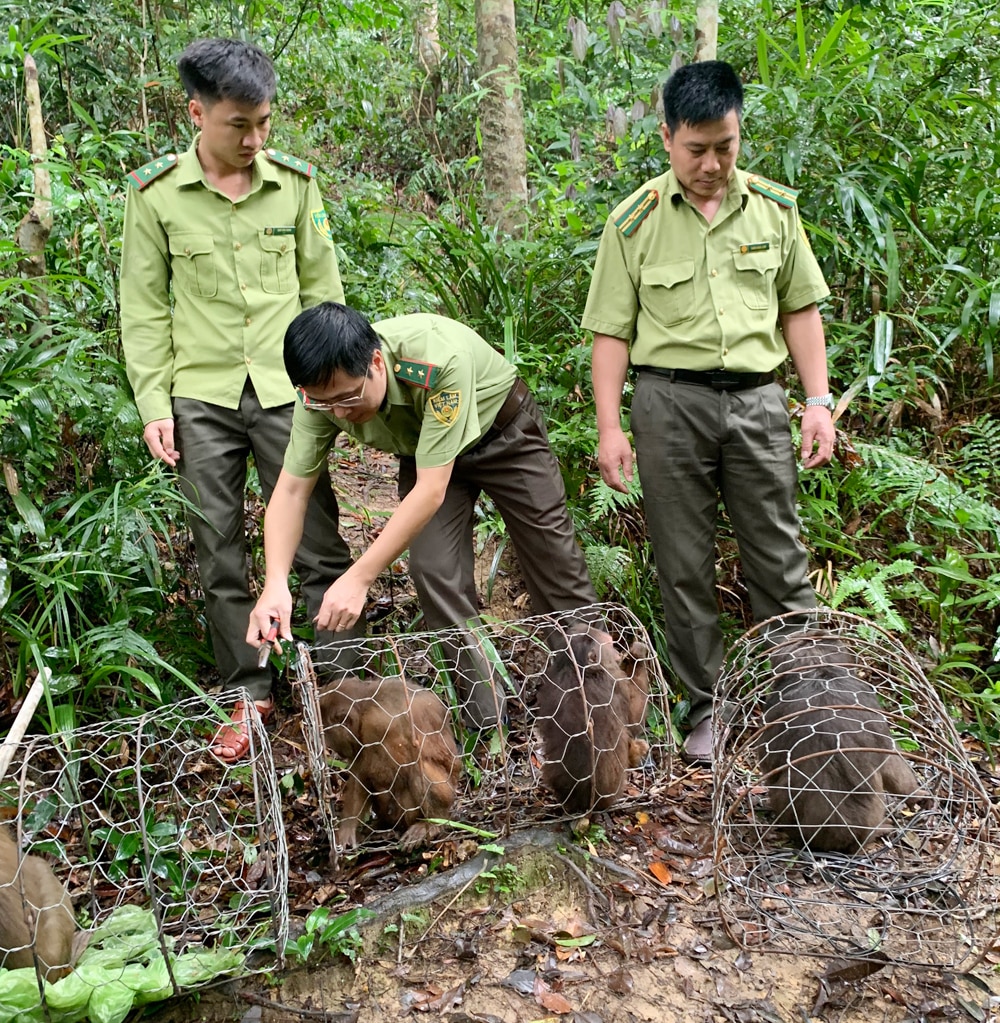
[248,303,600,728]
[582,60,835,764]
[120,38,359,761]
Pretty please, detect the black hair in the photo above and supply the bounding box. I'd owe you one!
[661,60,743,133]
[177,38,276,106]
[284,303,382,387]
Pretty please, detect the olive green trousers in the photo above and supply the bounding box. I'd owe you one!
[631,374,816,725]
[173,380,361,701]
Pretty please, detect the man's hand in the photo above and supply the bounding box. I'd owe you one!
[800,406,835,469]
[598,427,635,493]
[247,583,295,651]
[143,418,179,467]
[316,571,369,633]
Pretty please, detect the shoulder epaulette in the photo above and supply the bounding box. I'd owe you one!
[747,174,798,208]
[393,359,440,391]
[613,189,659,237]
[264,148,317,179]
[126,154,178,191]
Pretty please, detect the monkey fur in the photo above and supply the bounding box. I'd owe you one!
[537,624,650,815]
[0,825,75,979]
[758,637,921,853]
[319,676,461,851]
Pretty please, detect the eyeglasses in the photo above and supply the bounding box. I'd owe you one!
[296,371,369,412]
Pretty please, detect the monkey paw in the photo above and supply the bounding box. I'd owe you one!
[399,821,439,852]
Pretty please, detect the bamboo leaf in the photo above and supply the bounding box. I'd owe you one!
[813,8,853,68]
[884,219,900,310]
[872,312,894,375]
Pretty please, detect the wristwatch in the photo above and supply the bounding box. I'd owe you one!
[805,393,835,411]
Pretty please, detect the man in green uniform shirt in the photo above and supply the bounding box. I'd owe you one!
[247,303,599,727]
[119,38,357,761]
[582,60,835,764]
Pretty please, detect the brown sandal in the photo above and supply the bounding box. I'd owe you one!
[210,696,275,763]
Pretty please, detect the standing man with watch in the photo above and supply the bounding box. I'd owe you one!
[581,60,835,764]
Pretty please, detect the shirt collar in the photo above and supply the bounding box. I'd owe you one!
[667,167,750,211]
[174,134,276,194]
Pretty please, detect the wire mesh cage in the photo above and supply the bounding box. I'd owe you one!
[0,691,288,1018]
[294,602,674,860]
[712,608,1000,969]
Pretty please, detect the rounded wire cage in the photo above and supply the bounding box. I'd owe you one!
[293,602,674,861]
[0,690,288,1012]
[712,608,1000,969]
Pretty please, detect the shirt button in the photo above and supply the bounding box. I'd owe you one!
[246,357,252,365]
[723,348,729,356]
[184,247,191,255]
[245,317,252,326]
[710,269,718,277]
[240,283,247,291]
[280,244,287,253]
[719,309,725,316]
[234,242,242,251]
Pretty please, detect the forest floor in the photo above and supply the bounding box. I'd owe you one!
[149,439,1000,1023]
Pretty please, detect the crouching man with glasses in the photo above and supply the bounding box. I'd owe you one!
[248,303,599,729]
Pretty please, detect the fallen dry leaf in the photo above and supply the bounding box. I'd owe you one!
[648,861,672,885]
[533,976,573,1015]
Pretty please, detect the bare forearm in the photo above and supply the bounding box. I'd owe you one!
[262,470,315,584]
[592,333,631,434]
[350,493,438,584]
[781,305,829,397]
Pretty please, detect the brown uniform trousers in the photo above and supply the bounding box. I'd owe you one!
[398,388,599,727]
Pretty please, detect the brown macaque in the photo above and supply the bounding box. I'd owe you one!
[758,637,921,853]
[537,624,650,815]
[0,825,75,979]
[318,676,461,852]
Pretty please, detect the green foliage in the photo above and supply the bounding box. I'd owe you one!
[285,904,376,966]
[1,0,998,736]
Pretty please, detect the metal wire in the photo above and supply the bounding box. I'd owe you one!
[298,602,674,849]
[712,608,999,969]
[0,689,288,1007]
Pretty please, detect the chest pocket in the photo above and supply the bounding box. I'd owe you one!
[639,260,695,327]
[259,232,298,294]
[733,246,781,310]
[168,234,217,298]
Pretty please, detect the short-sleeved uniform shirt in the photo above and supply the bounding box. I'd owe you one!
[120,140,345,424]
[581,167,829,372]
[283,314,517,476]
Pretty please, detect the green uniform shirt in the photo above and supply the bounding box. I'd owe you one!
[283,314,517,475]
[581,167,829,372]
[120,139,345,424]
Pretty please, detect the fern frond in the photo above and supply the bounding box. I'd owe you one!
[583,543,632,596]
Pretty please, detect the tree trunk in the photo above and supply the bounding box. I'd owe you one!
[474,0,528,236]
[16,54,52,320]
[414,0,442,123]
[694,0,719,62]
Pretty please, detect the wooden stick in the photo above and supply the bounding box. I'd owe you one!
[0,669,50,782]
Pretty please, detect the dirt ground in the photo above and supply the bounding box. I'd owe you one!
[149,440,1000,1023]
[152,788,1000,1023]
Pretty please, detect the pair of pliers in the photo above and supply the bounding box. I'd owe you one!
[256,619,279,669]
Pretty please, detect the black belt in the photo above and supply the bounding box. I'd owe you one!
[476,378,530,448]
[635,366,775,391]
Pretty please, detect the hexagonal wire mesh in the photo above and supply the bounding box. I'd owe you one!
[0,690,288,1012]
[712,608,1000,969]
[292,602,674,861]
